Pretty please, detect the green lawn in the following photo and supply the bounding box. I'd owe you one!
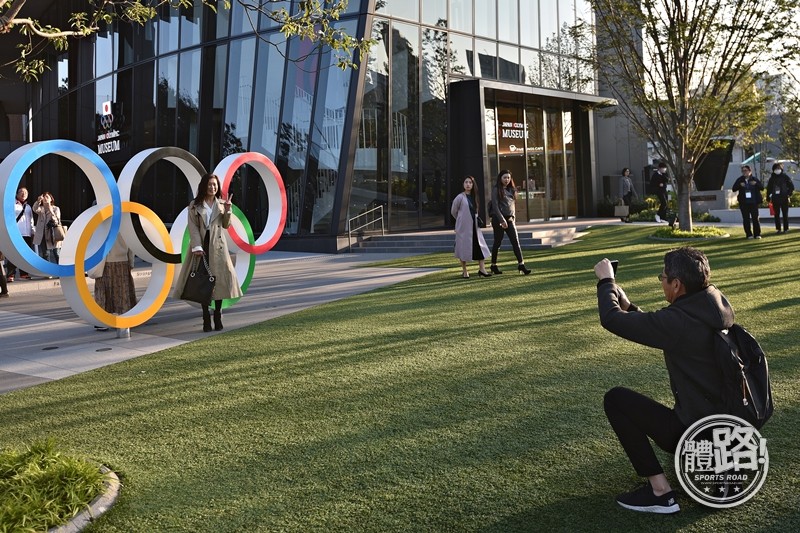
[1,225,798,532]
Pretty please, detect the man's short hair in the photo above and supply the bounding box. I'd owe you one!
[657,162,667,169]
[664,246,710,294]
[741,165,751,171]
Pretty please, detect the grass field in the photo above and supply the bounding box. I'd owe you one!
[1,225,798,532]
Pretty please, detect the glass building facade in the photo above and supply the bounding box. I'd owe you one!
[26,0,607,252]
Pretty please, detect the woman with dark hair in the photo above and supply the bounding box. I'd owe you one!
[173,173,242,332]
[451,175,491,279]
[488,170,530,275]
[32,191,62,266]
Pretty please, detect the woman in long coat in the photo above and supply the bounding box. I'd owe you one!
[32,192,62,265]
[451,175,491,279]
[173,173,242,332]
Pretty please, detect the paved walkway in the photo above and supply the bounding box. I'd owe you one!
[0,252,437,394]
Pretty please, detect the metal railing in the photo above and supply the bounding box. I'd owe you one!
[346,205,385,252]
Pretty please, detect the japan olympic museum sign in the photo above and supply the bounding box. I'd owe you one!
[0,140,287,329]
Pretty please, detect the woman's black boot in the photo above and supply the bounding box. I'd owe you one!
[202,306,212,332]
[518,263,531,275]
[490,264,503,275]
[213,308,223,331]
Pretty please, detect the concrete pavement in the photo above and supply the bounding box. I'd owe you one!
[0,252,437,394]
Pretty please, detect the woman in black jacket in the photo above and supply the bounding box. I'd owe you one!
[766,162,795,233]
[488,170,530,275]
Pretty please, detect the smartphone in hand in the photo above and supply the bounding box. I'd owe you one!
[610,260,619,274]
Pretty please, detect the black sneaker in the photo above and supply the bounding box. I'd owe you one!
[616,483,680,514]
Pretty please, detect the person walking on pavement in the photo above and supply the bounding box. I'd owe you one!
[488,170,531,275]
[650,162,669,223]
[766,162,795,234]
[6,187,34,282]
[619,168,638,223]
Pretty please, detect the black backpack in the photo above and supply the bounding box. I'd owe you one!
[715,324,774,429]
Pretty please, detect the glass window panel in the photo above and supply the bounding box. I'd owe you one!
[251,33,287,160]
[259,0,290,30]
[305,20,358,234]
[421,26,448,225]
[376,0,419,21]
[449,33,474,76]
[231,0,258,35]
[208,45,228,169]
[133,17,157,62]
[525,106,546,219]
[176,49,201,152]
[95,76,112,121]
[180,3,203,48]
[57,54,69,94]
[540,1,558,53]
[521,48,540,86]
[134,62,156,146]
[353,19,389,234]
[277,36,320,234]
[422,0,447,27]
[559,0,576,28]
[96,29,113,78]
[562,109,577,217]
[224,38,256,155]
[450,0,473,32]
[114,21,134,70]
[390,22,420,230]
[520,0,540,48]
[158,6,180,55]
[156,55,178,146]
[475,0,496,39]
[498,44,520,82]
[540,52,559,89]
[546,109,565,218]
[561,57,579,91]
[342,0,363,15]
[113,69,133,149]
[498,0,519,43]
[475,39,497,79]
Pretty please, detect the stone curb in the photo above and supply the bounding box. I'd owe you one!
[48,466,121,533]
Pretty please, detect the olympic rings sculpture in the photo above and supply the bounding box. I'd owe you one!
[0,140,287,329]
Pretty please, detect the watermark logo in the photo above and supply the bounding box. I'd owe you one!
[674,414,768,508]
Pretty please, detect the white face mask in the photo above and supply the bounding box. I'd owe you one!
[774,169,782,175]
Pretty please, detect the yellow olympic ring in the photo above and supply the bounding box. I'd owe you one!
[61,202,175,329]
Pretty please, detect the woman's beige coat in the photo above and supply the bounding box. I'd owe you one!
[451,192,489,261]
[172,198,243,302]
[32,199,62,249]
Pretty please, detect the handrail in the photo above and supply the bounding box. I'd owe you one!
[347,205,385,252]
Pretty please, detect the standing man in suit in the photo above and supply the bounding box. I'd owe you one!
[650,162,669,223]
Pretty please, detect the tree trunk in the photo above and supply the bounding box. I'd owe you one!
[677,179,693,232]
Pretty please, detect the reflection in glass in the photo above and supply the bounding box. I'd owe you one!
[176,49,201,153]
[498,0,519,44]
[133,16,157,62]
[180,3,202,48]
[475,0,496,39]
[449,33,474,76]
[134,62,156,146]
[475,39,497,79]
[156,55,178,147]
[304,20,357,234]
[353,19,389,231]
[96,30,113,78]
[114,21,134,70]
[390,22,420,230]
[377,0,419,21]
[541,52,560,89]
[562,110,577,216]
[57,54,69,94]
[208,45,228,169]
[251,33,287,161]
[95,76,112,126]
[259,0,290,30]
[422,0,447,26]
[546,109,565,218]
[498,44,520,82]
[421,26,448,225]
[520,0,540,49]
[540,2,558,52]
[450,0,473,33]
[521,48,540,86]
[158,5,179,55]
[525,106,546,219]
[277,37,319,234]
[224,38,256,155]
